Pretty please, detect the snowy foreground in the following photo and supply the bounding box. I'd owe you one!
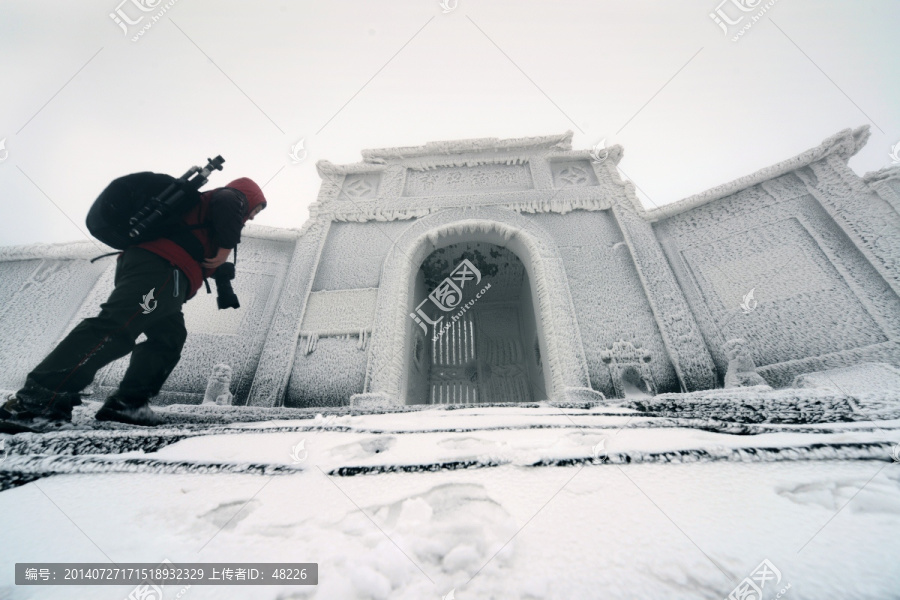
[1,395,900,600]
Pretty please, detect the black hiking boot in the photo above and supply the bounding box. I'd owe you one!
[0,386,77,432]
[94,393,163,427]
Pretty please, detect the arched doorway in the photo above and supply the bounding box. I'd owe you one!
[355,207,600,407]
[407,242,547,404]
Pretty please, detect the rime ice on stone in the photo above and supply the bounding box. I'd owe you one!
[792,362,900,395]
[0,127,897,408]
[600,340,657,398]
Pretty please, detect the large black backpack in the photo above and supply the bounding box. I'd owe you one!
[86,157,225,264]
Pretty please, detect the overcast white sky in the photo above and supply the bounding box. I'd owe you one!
[1,0,897,248]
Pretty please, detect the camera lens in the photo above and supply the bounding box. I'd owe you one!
[214,263,240,309]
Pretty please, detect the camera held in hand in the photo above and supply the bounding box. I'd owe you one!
[213,262,240,310]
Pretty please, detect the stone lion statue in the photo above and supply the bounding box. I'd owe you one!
[722,339,769,388]
[202,363,234,406]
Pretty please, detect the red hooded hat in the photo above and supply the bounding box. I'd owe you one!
[224,177,267,224]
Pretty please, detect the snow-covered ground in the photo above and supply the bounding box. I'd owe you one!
[1,399,900,599]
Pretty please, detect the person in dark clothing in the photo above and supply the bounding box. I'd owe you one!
[0,177,268,429]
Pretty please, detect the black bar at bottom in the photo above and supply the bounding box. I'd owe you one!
[16,563,317,585]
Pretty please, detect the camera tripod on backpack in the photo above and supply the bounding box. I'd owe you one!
[86,155,242,309]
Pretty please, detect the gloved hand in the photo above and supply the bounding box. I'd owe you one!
[201,247,232,269]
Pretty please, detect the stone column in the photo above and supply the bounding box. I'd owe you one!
[611,205,717,392]
[246,218,332,407]
[799,156,900,296]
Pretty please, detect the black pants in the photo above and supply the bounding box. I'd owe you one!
[21,246,189,401]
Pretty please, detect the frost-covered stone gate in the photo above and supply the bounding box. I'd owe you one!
[0,126,898,408]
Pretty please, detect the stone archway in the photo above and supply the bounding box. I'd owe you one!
[352,207,602,406]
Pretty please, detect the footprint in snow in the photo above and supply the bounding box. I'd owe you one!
[338,483,518,581]
[199,499,259,530]
[436,436,503,451]
[777,478,900,515]
[325,436,396,461]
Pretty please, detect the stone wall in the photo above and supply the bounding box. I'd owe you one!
[0,228,298,406]
[654,169,900,387]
